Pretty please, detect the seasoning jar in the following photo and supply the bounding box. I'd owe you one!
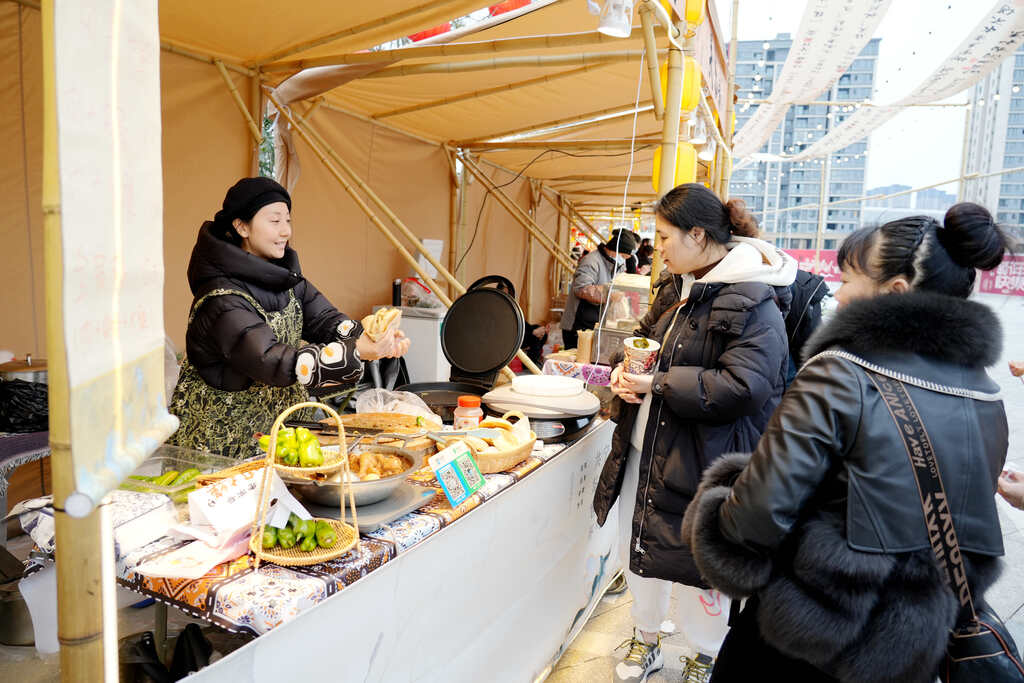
[453,395,483,430]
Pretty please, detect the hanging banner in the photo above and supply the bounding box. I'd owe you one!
[694,0,730,118]
[978,254,1024,296]
[55,0,178,515]
[733,0,893,158]
[783,249,841,282]
[765,0,1024,164]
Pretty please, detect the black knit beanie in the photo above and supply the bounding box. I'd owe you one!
[603,229,639,255]
[212,177,292,244]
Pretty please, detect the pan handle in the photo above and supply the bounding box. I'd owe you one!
[467,274,516,298]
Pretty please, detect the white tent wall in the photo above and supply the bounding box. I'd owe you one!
[1,3,44,358]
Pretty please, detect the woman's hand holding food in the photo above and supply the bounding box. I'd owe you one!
[356,328,409,361]
[620,370,653,397]
[610,364,642,404]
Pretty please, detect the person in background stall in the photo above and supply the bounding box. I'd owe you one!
[594,185,796,683]
[167,177,410,458]
[636,242,655,276]
[686,204,1010,682]
[560,229,639,351]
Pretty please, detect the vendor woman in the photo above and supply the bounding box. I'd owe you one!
[167,177,409,457]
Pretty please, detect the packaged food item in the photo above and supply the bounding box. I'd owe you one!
[623,337,661,375]
[453,395,483,430]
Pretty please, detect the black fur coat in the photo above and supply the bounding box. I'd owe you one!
[683,292,1008,683]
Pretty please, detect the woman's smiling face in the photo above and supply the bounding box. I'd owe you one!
[235,201,291,260]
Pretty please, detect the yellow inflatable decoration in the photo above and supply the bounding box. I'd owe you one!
[660,0,706,25]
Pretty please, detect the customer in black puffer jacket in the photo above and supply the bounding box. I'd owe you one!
[685,203,1010,683]
[592,184,796,683]
[167,177,409,457]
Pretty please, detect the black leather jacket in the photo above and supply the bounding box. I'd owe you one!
[719,291,1007,559]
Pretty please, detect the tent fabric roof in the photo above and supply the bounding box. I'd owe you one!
[157,0,725,207]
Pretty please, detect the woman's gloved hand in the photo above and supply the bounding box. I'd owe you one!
[355,328,410,361]
[295,341,363,396]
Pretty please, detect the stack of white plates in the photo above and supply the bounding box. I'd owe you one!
[483,375,600,418]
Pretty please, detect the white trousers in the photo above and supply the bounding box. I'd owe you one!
[617,445,731,656]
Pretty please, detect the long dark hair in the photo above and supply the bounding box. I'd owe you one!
[656,183,760,244]
[837,202,1007,299]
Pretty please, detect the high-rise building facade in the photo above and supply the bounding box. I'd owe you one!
[962,44,1024,228]
[729,34,880,248]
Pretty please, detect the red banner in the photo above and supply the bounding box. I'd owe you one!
[783,249,841,282]
[978,254,1024,296]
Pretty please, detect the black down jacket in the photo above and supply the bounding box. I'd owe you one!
[592,272,791,585]
[183,222,360,391]
[684,291,1008,683]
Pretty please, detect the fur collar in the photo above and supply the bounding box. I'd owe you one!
[803,291,1002,368]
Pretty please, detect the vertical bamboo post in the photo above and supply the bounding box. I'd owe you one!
[42,1,108,679]
[638,2,665,121]
[447,148,459,296]
[250,70,263,175]
[215,60,262,142]
[721,0,740,201]
[650,19,686,286]
[456,152,469,284]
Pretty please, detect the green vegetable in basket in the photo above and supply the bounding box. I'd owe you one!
[153,470,179,487]
[296,519,317,541]
[315,520,337,548]
[171,468,201,487]
[257,433,272,451]
[298,439,324,468]
[295,427,315,444]
[276,526,296,549]
[277,427,298,450]
[278,446,299,467]
[262,526,278,549]
[298,534,318,552]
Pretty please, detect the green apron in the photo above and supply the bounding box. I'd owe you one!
[167,288,311,458]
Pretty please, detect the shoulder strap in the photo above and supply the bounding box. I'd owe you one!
[188,288,269,326]
[863,371,977,620]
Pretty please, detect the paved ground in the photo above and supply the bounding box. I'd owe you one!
[549,292,1024,683]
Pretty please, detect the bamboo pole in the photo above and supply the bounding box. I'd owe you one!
[270,93,542,375]
[252,0,475,65]
[374,63,618,119]
[638,3,665,121]
[361,50,651,79]
[160,39,254,76]
[566,190,659,198]
[42,1,107,679]
[297,97,324,124]
[447,147,459,298]
[262,27,647,72]
[551,174,655,183]
[459,153,576,271]
[526,181,540,322]
[319,100,440,146]
[650,18,686,285]
[9,0,40,10]
[568,200,604,242]
[464,138,660,152]
[455,154,469,284]
[539,187,604,245]
[459,100,655,145]
[216,61,262,142]
[720,0,739,200]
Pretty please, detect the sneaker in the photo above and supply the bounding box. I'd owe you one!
[679,653,714,683]
[613,630,664,682]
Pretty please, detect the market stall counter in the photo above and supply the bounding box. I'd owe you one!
[116,419,617,681]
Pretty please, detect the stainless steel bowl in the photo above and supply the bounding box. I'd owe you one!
[286,445,422,507]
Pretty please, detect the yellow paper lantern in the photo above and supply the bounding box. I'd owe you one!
[685,0,706,26]
[652,143,698,193]
[660,57,702,113]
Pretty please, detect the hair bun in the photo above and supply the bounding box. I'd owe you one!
[724,198,760,238]
[940,203,1006,271]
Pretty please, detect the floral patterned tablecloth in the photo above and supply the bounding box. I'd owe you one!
[541,359,612,386]
[116,440,569,635]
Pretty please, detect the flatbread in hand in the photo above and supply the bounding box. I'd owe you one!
[361,307,402,342]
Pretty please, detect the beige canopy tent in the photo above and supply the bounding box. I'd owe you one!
[1,1,731,678]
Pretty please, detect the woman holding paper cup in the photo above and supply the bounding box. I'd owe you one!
[592,184,796,681]
[167,177,409,458]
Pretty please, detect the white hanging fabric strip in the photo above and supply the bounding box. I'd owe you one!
[732,0,893,159]
[753,0,1024,165]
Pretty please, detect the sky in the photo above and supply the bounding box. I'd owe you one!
[713,0,996,192]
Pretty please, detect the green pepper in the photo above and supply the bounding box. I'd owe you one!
[257,433,272,451]
[288,513,302,530]
[278,447,299,467]
[295,427,314,444]
[153,470,179,487]
[170,485,196,504]
[276,526,296,549]
[298,534,318,552]
[297,519,317,541]
[128,475,150,482]
[277,428,298,450]
[315,521,337,548]
[298,439,324,468]
[262,526,278,549]
[171,468,201,487]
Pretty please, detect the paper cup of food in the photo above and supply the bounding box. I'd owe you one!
[623,337,660,375]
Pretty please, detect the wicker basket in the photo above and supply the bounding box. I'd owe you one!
[474,432,536,474]
[248,518,357,566]
[250,402,359,569]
